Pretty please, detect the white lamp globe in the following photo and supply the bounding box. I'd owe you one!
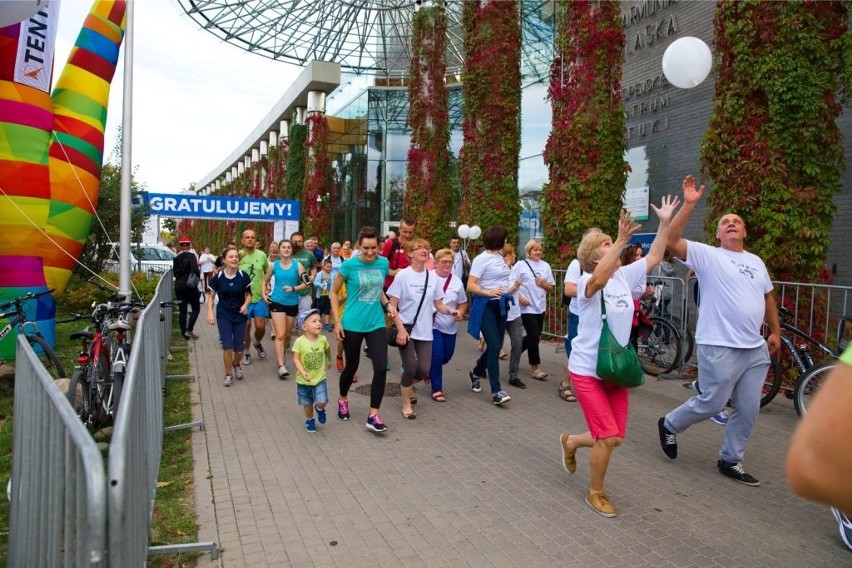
[662,36,713,89]
[469,225,482,239]
[457,224,470,239]
[0,1,43,28]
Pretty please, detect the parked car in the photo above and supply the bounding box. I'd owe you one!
[103,243,176,275]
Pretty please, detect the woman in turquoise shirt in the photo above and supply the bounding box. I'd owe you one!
[263,239,307,380]
[331,226,398,434]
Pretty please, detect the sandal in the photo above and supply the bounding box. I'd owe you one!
[402,409,417,419]
[559,384,577,402]
[531,370,549,380]
[431,391,446,402]
[499,350,508,360]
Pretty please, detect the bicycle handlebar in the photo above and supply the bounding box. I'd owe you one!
[0,289,55,312]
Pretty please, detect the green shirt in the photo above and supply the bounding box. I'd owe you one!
[292,249,317,296]
[292,334,329,386]
[238,249,268,303]
[841,343,852,367]
[339,255,389,333]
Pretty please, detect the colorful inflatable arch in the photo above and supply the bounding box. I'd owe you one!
[0,1,126,360]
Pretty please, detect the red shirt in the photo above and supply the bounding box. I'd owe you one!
[381,238,410,290]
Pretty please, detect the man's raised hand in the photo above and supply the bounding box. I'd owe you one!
[682,175,705,205]
[650,194,681,224]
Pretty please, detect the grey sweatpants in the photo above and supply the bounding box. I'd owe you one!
[664,343,770,463]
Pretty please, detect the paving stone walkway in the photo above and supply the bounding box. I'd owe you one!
[186,322,850,567]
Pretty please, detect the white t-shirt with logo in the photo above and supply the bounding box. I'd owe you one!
[387,267,444,341]
[565,258,582,313]
[433,272,468,335]
[469,251,510,292]
[685,241,772,348]
[569,259,648,379]
[517,257,555,314]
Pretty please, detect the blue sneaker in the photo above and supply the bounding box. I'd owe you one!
[711,410,729,426]
[315,404,327,424]
[305,418,317,433]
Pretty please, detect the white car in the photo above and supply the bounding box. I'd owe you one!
[103,243,176,274]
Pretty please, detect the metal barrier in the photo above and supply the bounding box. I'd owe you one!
[107,271,217,564]
[9,271,216,565]
[543,269,852,370]
[8,336,107,566]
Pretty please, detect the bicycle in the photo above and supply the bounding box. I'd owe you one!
[761,306,851,416]
[635,307,682,376]
[65,282,144,431]
[642,288,695,365]
[0,289,66,379]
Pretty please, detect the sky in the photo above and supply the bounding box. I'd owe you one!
[53,0,304,194]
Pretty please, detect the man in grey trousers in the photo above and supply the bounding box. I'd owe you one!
[657,175,781,486]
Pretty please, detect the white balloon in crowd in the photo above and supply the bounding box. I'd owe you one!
[662,36,713,89]
[469,225,482,240]
[457,224,470,239]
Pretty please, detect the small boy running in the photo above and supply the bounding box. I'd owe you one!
[292,309,332,433]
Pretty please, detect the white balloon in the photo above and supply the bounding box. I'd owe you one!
[457,224,470,239]
[469,225,482,240]
[0,0,43,29]
[662,37,713,89]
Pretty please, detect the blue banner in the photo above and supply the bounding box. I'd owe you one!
[141,192,300,222]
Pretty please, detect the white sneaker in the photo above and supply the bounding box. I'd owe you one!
[278,364,289,379]
[241,353,251,366]
[223,375,233,387]
[233,365,244,380]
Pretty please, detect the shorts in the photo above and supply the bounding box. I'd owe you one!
[246,300,270,319]
[570,372,629,440]
[317,296,331,315]
[270,302,298,317]
[297,380,328,406]
[217,317,247,352]
[564,312,579,359]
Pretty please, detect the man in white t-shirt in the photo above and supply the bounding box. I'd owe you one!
[450,236,470,284]
[658,175,781,487]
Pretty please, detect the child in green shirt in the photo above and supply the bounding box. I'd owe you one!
[292,309,332,433]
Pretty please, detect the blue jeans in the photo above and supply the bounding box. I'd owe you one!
[429,329,457,393]
[472,301,507,394]
[564,312,579,359]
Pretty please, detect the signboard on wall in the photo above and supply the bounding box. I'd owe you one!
[624,185,650,221]
[141,192,300,222]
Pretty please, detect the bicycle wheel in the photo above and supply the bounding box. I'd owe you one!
[26,334,66,379]
[759,355,782,407]
[682,328,695,364]
[637,318,682,376]
[794,361,835,417]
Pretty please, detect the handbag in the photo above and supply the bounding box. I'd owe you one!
[186,271,200,289]
[388,271,429,346]
[596,293,645,388]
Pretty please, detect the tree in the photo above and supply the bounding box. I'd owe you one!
[458,0,522,245]
[701,0,850,283]
[77,132,150,274]
[542,0,627,267]
[404,0,453,247]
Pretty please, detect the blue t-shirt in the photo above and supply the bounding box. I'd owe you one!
[339,255,389,333]
[269,259,300,305]
[209,270,252,323]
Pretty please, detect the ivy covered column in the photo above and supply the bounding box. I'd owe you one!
[458,0,522,245]
[542,0,626,267]
[303,92,331,241]
[286,111,307,203]
[404,0,453,246]
[701,1,850,282]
